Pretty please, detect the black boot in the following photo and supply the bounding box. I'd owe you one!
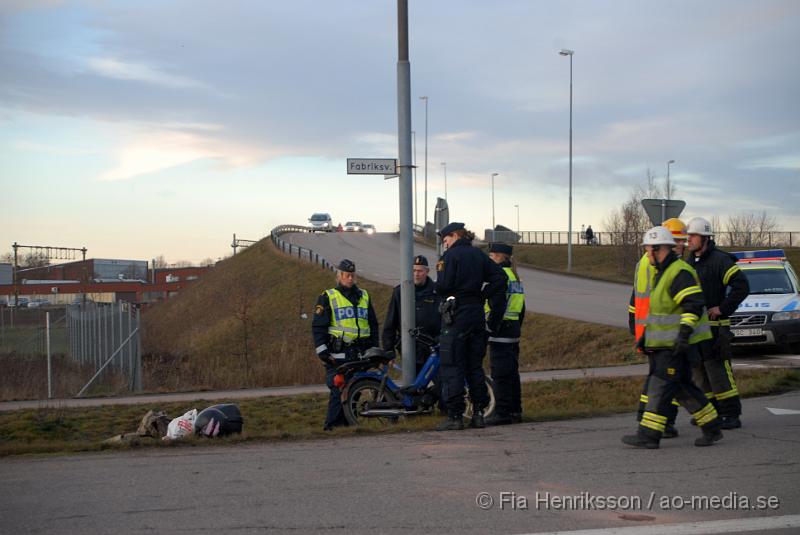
[485,413,513,426]
[621,434,660,449]
[720,416,741,429]
[695,428,723,447]
[662,424,679,439]
[436,415,464,431]
[469,410,485,429]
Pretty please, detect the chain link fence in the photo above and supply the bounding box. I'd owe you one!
[0,303,141,401]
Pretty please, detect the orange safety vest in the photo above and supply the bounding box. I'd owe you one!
[632,252,654,343]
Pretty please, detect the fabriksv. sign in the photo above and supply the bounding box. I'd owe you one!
[347,158,397,175]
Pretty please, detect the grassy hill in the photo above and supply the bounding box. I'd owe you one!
[141,239,638,392]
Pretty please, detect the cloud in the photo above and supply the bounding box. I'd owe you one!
[740,155,800,171]
[86,56,209,90]
[13,140,96,156]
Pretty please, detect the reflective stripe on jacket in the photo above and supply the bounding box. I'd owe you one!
[645,260,713,348]
[326,288,371,343]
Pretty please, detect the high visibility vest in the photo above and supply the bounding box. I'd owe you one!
[326,288,371,343]
[632,253,654,342]
[485,267,525,321]
[645,260,712,349]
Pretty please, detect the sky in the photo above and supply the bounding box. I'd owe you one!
[2,0,799,264]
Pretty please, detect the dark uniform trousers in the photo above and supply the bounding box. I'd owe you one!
[439,303,490,418]
[693,327,742,418]
[639,348,721,441]
[489,341,521,417]
[324,366,346,428]
[637,370,679,426]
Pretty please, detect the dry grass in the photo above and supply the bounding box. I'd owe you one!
[1,368,796,457]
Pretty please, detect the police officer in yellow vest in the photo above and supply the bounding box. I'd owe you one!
[485,243,525,426]
[630,218,688,438]
[622,226,723,449]
[312,259,380,431]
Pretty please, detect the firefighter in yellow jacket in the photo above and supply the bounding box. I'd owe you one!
[622,226,723,449]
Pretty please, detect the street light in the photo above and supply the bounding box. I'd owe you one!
[666,159,675,200]
[412,130,417,226]
[441,162,447,200]
[559,48,574,273]
[419,96,429,225]
[491,173,499,230]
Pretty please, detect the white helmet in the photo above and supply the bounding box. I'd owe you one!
[686,217,713,236]
[642,226,676,246]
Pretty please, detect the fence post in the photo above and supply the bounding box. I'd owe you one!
[134,307,142,392]
[45,311,52,399]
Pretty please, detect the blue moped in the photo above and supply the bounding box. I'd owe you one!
[335,329,496,427]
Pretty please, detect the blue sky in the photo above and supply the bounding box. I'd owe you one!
[2,1,798,263]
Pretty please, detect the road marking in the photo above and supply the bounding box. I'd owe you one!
[516,514,800,535]
[767,407,800,415]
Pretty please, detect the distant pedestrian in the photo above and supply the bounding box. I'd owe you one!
[585,225,594,245]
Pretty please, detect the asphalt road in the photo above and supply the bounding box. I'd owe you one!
[286,231,631,328]
[2,391,799,535]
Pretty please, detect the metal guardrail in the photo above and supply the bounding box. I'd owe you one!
[496,230,799,247]
[270,225,337,272]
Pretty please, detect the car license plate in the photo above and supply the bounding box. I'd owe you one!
[732,328,763,337]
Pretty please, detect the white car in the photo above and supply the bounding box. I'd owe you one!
[308,213,333,232]
[344,221,363,232]
[362,224,376,235]
[730,249,800,353]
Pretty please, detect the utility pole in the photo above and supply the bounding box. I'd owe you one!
[397,0,415,385]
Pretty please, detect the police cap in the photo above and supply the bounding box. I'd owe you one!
[413,255,429,266]
[488,243,513,255]
[437,222,465,237]
[337,259,356,272]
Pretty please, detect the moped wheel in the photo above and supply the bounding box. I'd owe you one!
[342,378,399,429]
[464,376,496,420]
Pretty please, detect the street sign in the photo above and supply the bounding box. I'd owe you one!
[642,198,686,226]
[347,158,397,175]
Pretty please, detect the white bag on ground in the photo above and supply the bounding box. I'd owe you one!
[165,409,198,440]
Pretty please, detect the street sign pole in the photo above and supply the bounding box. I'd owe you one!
[397,0,415,386]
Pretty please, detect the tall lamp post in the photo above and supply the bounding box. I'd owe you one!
[514,204,520,236]
[491,172,499,231]
[441,162,447,200]
[412,130,417,226]
[666,159,675,200]
[419,95,429,226]
[559,48,574,273]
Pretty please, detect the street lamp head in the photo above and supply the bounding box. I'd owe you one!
[559,49,574,56]
[491,172,499,178]
[419,95,428,101]
[668,159,675,165]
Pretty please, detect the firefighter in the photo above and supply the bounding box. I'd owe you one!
[434,222,506,431]
[311,259,380,431]
[485,243,525,426]
[622,226,723,449]
[686,217,750,429]
[630,218,688,438]
[382,255,442,370]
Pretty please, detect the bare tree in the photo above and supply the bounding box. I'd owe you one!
[200,257,216,267]
[152,255,168,269]
[725,211,780,247]
[0,253,12,264]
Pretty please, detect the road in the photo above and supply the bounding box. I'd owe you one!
[286,231,631,328]
[2,391,799,534]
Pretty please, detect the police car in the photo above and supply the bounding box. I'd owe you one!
[729,249,800,353]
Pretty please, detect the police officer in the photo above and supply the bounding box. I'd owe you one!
[622,226,723,449]
[686,217,750,429]
[382,255,442,370]
[485,243,525,426]
[311,259,380,431]
[434,222,506,431]
[630,218,688,438]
